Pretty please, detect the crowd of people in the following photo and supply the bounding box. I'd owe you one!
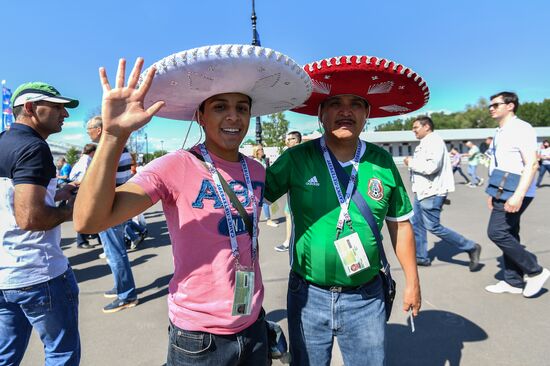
[0,44,549,366]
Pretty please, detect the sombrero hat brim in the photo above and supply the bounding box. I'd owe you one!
[291,55,429,118]
[140,45,312,121]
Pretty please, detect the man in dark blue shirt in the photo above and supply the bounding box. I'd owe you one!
[0,82,81,365]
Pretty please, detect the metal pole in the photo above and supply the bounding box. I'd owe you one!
[251,0,262,144]
[145,133,148,163]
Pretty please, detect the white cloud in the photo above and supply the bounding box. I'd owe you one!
[62,120,85,128]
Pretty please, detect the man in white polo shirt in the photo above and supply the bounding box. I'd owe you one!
[485,91,549,298]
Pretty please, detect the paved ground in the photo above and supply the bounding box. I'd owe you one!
[20,166,550,366]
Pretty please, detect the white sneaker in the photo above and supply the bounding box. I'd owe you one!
[485,281,522,294]
[477,178,485,187]
[99,252,106,259]
[274,243,289,252]
[266,220,279,228]
[523,268,550,298]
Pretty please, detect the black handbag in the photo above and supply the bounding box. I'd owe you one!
[315,140,396,321]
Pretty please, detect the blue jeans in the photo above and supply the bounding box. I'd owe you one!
[536,164,550,186]
[467,164,480,184]
[262,203,271,220]
[411,195,475,260]
[0,267,80,366]
[99,225,137,301]
[124,220,146,241]
[487,197,541,287]
[287,271,385,366]
[167,310,268,366]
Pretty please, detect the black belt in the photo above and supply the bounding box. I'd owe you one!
[293,271,377,293]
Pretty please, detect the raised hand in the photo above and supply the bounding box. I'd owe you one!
[99,58,165,138]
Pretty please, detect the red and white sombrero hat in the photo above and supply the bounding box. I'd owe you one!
[292,55,429,118]
[140,44,312,121]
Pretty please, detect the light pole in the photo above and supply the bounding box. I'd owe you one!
[145,133,148,163]
[160,140,164,153]
[251,0,262,144]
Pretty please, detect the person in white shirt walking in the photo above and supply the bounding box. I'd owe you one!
[404,116,481,270]
[464,141,484,187]
[536,139,550,187]
[484,91,549,297]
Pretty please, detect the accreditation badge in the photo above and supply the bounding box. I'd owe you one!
[334,232,370,277]
[232,268,255,316]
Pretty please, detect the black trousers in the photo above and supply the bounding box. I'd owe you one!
[487,197,542,287]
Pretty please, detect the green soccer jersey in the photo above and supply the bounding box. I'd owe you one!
[265,139,413,287]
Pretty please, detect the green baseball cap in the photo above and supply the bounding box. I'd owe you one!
[11,81,79,109]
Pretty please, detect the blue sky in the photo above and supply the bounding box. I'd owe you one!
[2,0,549,152]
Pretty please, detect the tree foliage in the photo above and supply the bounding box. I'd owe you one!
[262,112,289,152]
[375,98,550,131]
[65,147,80,166]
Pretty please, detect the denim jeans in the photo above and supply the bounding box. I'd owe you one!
[467,164,480,184]
[487,197,542,287]
[124,220,146,242]
[287,271,385,366]
[262,203,271,220]
[99,225,137,301]
[411,194,475,260]
[536,164,550,186]
[452,165,470,183]
[167,310,268,366]
[0,267,80,366]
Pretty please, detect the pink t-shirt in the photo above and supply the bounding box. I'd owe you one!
[130,148,265,335]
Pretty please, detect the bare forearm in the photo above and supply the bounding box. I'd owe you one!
[389,222,419,285]
[74,133,128,232]
[515,159,538,197]
[18,205,72,231]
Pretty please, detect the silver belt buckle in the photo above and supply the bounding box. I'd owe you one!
[329,286,343,293]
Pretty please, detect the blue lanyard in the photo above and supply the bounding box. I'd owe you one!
[198,144,258,262]
[320,137,362,232]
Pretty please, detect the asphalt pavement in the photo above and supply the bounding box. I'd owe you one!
[20,166,550,366]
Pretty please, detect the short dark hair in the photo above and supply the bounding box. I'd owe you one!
[287,131,302,143]
[490,91,519,113]
[413,116,434,131]
[82,143,97,155]
[12,106,23,119]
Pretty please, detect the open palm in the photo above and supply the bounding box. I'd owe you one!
[99,58,164,138]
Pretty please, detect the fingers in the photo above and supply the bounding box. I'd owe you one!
[115,58,126,89]
[128,57,144,89]
[145,101,166,119]
[99,67,111,93]
[136,65,157,97]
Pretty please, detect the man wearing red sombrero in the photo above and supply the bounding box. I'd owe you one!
[265,55,427,365]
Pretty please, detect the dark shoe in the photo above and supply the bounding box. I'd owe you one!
[77,243,93,249]
[140,229,148,240]
[468,244,482,272]
[102,298,138,313]
[416,258,431,267]
[103,288,118,298]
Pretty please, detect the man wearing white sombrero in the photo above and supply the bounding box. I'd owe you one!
[74,45,311,365]
[265,55,425,365]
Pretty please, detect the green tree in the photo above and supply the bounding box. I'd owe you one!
[65,146,80,166]
[152,150,167,159]
[262,112,289,152]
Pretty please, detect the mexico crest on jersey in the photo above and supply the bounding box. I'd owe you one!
[367,178,384,201]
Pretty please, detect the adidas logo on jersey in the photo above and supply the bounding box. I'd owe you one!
[306,176,320,186]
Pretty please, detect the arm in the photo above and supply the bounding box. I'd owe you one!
[385,219,421,316]
[407,140,444,176]
[14,184,73,231]
[73,58,164,233]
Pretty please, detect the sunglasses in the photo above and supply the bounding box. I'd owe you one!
[488,102,507,110]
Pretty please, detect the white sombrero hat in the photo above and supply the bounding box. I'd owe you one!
[140,44,312,121]
[292,55,429,118]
